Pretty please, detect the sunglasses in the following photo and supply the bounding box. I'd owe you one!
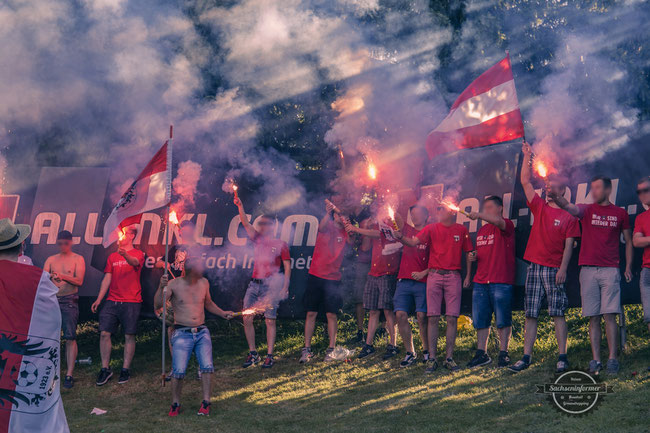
[637,187,650,195]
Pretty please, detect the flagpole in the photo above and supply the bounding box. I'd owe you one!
[162,125,173,386]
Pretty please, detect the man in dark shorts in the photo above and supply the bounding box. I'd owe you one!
[346,210,402,360]
[91,225,145,386]
[299,200,351,363]
[154,256,233,417]
[466,196,516,369]
[235,196,291,369]
[44,230,86,388]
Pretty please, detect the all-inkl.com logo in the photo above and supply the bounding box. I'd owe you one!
[535,370,613,416]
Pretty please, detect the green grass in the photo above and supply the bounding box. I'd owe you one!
[63,306,650,433]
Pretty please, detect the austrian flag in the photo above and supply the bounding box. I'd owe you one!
[102,141,172,247]
[426,54,525,159]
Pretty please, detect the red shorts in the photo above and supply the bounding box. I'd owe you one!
[426,271,462,317]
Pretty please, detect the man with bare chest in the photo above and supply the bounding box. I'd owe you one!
[44,230,86,389]
[154,257,233,417]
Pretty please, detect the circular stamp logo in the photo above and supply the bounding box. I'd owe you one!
[536,370,613,416]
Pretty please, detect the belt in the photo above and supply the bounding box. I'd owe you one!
[174,324,206,333]
[431,269,458,275]
[251,278,266,284]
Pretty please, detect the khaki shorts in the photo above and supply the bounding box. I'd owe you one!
[579,266,621,317]
[640,268,650,323]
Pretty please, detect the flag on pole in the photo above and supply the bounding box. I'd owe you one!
[102,141,172,247]
[425,53,524,159]
[0,261,70,433]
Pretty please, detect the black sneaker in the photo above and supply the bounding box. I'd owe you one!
[242,351,260,368]
[467,351,492,368]
[357,344,375,359]
[497,352,511,368]
[96,368,113,386]
[382,344,399,360]
[508,358,530,373]
[355,330,364,345]
[425,359,439,374]
[118,368,130,384]
[63,376,74,389]
[421,350,430,364]
[443,358,460,372]
[588,360,603,375]
[261,354,275,369]
[400,352,417,368]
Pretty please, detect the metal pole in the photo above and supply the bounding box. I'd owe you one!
[162,125,173,386]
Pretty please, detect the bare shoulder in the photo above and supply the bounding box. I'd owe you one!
[73,253,85,263]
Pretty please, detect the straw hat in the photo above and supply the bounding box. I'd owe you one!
[0,218,31,251]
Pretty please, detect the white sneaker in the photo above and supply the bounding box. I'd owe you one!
[299,347,313,363]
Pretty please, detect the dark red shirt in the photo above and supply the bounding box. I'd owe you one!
[474,219,516,285]
[105,249,145,303]
[252,234,290,279]
[416,223,473,271]
[368,222,402,277]
[524,195,581,268]
[398,224,429,282]
[634,209,650,268]
[309,220,349,281]
[577,203,630,267]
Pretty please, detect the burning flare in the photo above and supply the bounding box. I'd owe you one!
[118,228,126,242]
[367,162,377,180]
[535,161,548,179]
[169,210,179,225]
[439,199,470,217]
[386,205,399,230]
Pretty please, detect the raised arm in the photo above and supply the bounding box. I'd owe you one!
[118,247,141,268]
[520,141,537,204]
[549,193,581,217]
[467,211,506,231]
[319,200,334,232]
[234,197,258,239]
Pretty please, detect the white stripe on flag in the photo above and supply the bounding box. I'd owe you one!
[433,80,519,133]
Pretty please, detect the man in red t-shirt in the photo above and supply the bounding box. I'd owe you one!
[633,176,650,372]
[552,175,632,375]
[346,210,402,360]
[392,205,430,367]
[235,197,291,370]
[509,142,580,374]
[299,200,351,363]
[398,202,474,373]
[91,225,145,386]
[466,195,516,369]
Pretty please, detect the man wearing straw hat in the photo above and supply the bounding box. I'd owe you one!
[0,218,69,432]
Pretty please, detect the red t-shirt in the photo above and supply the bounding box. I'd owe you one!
[252,234,290,279]
[416,223,473,271]
[474,219,516,284]
[309,220,349,281]
[577,203,630,267]
[398,224,429,282]
[524,195,581,268]
[104,249,145,303]
[368,223,402,277]
[634,209,650,268]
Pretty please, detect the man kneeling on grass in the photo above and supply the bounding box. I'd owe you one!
[155,256,234,417]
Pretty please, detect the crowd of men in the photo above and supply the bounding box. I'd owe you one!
[5,143,650,417]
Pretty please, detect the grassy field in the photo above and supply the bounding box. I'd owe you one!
[62,306,650,433]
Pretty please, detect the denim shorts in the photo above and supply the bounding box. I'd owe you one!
[171,327,214,379]
[393,279,427,314]
[472,283,513,329]
[58,295,79,340]
[243,278,281,319]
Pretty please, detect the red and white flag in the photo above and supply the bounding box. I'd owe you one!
[0,261,69,433]
[102,141,172,247]
[426,54,524,159]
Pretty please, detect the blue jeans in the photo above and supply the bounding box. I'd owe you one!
[472,283,513,329]
[171,327,214,379]
[393,279,427,314]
